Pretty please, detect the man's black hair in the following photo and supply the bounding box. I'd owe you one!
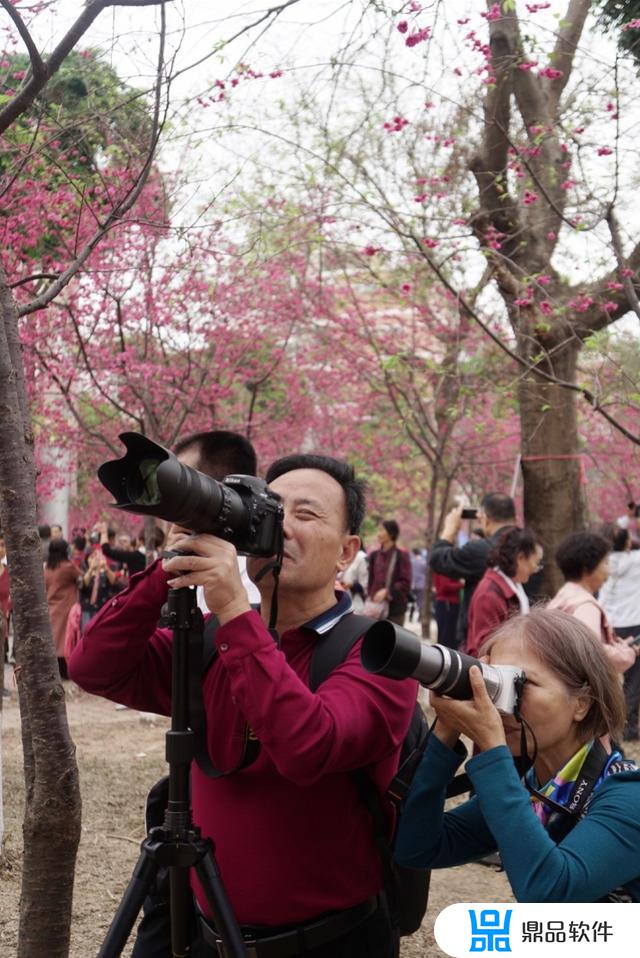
[38,523,51,539]
[174,430,257,480]
[265,454,366,535]
[480,492,516,523]
[555,531,610,582]
[382,519,400,542]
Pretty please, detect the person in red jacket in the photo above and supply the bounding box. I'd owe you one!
[466,526,542,657]
[69,453,417,958]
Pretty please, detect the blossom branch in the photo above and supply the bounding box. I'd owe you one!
[17,2,169,317]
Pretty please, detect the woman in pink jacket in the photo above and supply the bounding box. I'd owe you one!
[548,531,638,674]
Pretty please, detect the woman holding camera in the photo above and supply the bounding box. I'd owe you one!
[394,609,640,902]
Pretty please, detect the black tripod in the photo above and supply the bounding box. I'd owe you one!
[98,586,248,958]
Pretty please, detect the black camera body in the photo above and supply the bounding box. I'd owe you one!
[97,433,283,558]
[216,474,284,556]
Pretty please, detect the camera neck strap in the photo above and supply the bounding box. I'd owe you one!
[252,530,284,631]
[523,737,620,819]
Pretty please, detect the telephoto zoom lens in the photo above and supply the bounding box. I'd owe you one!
[360,621,523,714]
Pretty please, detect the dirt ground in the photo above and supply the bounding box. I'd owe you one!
[0,665,529,957]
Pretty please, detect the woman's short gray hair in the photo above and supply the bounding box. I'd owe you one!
[484,608,626,740]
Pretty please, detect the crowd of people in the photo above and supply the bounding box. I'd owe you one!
[426,497,640,742]
[3,440,640,953]
[1,520,161,686]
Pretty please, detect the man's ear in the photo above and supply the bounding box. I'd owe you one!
[337,534,360,572]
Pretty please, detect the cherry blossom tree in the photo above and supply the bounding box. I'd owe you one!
[200,0,640,594]
[0,3,178,955]
[3,4,316,918]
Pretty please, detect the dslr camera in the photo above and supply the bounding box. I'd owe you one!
[98,433,283,557]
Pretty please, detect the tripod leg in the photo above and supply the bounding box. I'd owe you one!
[170,865,193,957]
[97,849,161,958]
[195,851,248,958]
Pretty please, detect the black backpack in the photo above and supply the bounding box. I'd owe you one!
[147,612,431,937]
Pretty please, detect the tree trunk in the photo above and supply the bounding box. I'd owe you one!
[517,338,587,599]
[0,270,82,958]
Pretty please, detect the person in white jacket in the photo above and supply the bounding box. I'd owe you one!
[599,526,640,740]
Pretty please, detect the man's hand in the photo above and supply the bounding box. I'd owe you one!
[373,588,388,602]
[440,505,464,544]
[163,523,191,552]
[89,549,105,571]
[162,534,251,625]
[431,666,507,752]
[622,635,640,657]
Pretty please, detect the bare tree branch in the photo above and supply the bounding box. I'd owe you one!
[408,233,640,447]
[547,0,591,117]
[0,0,45,81]
[605,207,640,321]
[0,0,171,134]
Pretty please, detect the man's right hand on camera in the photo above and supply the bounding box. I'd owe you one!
[162,533,251,625]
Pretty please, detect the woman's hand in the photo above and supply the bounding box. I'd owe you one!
[431,666,507,752]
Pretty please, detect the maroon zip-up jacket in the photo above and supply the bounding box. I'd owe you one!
[465,568,520,657]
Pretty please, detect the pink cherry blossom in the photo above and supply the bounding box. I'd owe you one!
[538,67,563,80]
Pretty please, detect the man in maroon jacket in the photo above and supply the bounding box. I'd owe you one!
[366,520,412,625]
[69,453,417,958]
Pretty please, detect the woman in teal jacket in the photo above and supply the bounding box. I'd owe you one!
[395,608,640,902]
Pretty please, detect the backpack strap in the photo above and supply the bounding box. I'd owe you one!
[307,613,372,691]
[309,613,430,933]
[190,614,261,778]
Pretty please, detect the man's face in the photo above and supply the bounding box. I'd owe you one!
[477,507,488,535]
[0,537,5,561]
[377,524,392,548]
[51,525,63,540]
[248,468,358,595]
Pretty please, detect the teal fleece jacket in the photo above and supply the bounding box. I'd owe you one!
[394,735,640,902]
